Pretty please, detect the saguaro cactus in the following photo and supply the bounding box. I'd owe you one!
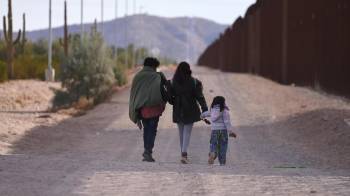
[59,0,69,56]
[91,18,98,35]
[21,13,27,51]
[3,0,22,79]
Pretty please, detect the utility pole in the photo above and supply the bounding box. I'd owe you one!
[139,6,144,61]
[115,0,118,67]
[101,0,104,36]
[46,0,55,81]
[81,0,84,40]
[125,0,128,67]
[131,0,136,66]
[186,17,190,63]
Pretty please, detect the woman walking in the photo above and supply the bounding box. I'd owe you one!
[171,62,208,164]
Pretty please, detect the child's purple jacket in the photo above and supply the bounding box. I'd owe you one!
[201,105,232,131]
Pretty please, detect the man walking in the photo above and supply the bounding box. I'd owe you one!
[129,57,166,162]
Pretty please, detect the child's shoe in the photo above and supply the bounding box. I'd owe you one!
[208,152,216,165]
[219,160,226,166]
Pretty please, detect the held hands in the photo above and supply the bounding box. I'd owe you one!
[202,118,211,125]
[201,112,211,125]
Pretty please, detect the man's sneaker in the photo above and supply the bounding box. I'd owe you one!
[208,152,216,165]
[142,152,155,162]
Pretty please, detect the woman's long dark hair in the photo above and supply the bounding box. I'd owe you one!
[173,62,192,85]
[211,96,226,112]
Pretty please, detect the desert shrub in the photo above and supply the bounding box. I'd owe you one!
[113,64,127,86]
[0,61,7,82]
[14,54,46,79]
[14,56,60,80]
[52,89,72,109]
[54,31,115,108]
[32,39,48,56]
[11,41,61,80]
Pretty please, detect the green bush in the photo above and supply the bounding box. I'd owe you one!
[14,54,45,79]
[113,65,127,86]
[52,89,72,109]
[54,31,115,108]
[0,61,7,82]
[4,41,61,80]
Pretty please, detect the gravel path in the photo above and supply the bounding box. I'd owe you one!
[0,66,350,195]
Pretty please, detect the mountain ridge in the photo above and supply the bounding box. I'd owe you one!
[26,14,227,63]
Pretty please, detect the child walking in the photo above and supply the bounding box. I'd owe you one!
[201,96,237,166]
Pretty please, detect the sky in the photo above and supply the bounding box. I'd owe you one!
[0,0,256,31]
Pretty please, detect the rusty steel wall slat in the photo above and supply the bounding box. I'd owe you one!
[236,17,245,72]
[222,28,231,71]
[260,0,284,82]
[319,0,350,97]
[197,0,350,98]
[223,27,233,72]
[343,0,350,97]
[225,26,234,72]
[245,4,259,74]
[239,18,247,72]
[218,34,224,69]
[286,0,322,86]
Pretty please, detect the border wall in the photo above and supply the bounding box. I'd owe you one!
[197,0,350,98]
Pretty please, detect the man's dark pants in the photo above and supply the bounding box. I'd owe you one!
[142,116,160,154]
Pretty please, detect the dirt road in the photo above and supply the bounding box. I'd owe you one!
[1,66,350,195]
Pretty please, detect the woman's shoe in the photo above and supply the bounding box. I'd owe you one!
[181,157,189,164]
[208,152,216,165]
[181,152,189,164]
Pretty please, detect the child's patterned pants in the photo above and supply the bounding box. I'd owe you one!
[209,129,228,165]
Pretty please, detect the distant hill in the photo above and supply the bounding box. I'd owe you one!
[26,14,227,64]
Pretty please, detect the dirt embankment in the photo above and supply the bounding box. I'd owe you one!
[0,80,71,154]
[0,66,149,155]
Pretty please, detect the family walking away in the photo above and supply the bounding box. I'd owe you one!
[129,57,237,165]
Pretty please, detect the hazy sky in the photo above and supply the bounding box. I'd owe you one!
[0,0,256,31]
